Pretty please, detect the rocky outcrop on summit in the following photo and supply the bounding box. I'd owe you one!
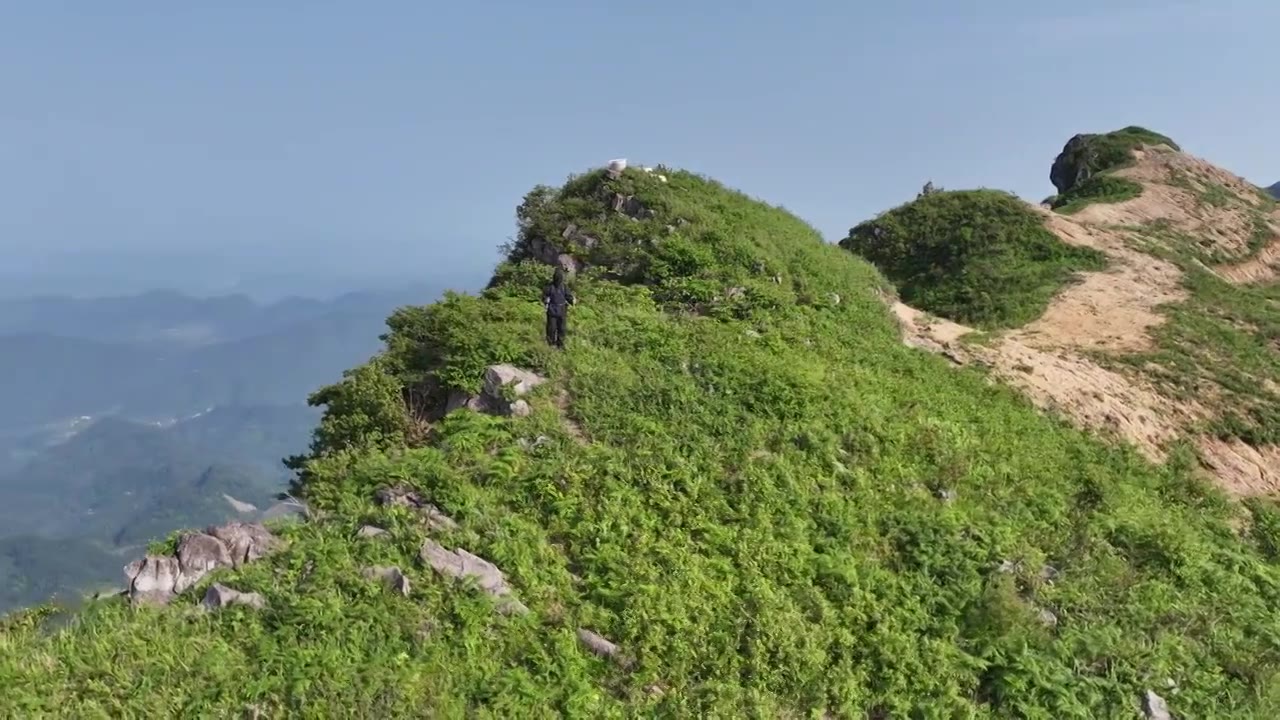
[1049,127,1180,194]
[445,364,546,419]
[122,521,282,606]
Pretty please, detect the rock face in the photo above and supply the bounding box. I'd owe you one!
[1049,133,1098,194]
[445,364,546,419]
[122,521,283,607]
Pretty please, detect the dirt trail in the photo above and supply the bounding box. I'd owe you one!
[888,144,1280,493]
[892,301,1195,463]
[1215,210,1280,284]
[1013,211,1186,353]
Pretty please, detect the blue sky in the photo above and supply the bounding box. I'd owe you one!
[0,1,1275,296]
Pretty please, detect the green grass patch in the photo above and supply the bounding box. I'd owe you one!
[4,166,1280,718]
[1106,229,1280,445]
[842,189,1107,329]
[1051,175,1144,214]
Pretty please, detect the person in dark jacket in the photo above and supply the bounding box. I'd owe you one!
[542,267,575,348]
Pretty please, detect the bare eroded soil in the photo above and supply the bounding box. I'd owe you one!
[888,144,1280,496]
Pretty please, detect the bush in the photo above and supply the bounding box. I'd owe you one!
[1050,175,1144,214]
[841,189,1107,328]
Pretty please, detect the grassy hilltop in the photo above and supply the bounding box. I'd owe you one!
[3,142,1280,717]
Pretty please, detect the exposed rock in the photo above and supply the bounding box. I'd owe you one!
[1049,133,1097,194]
[357,525,389,539]
[935,488,957,502]
[222,494,258,514]
[202,583,267,611]
[122,521,283,607]
[576,628,630,668]
[561,223,599,250]
[1142,689,1172,720]
[445,364,547,420]
[176,532,234,588]
[1036,607,1059,628]
[611,193,654,220]
[123,556,183,606]
[375,486,459,532]
[419,539,529,615]
[208,521,284,568]
[484,364,546,399]
[362,566,411,597]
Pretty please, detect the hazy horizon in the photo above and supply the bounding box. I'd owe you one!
[2,1,1276,300]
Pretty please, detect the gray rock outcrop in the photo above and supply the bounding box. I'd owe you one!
[123,521,283,607]
[445,364,547,419]
[419,539,528,616]
[362,566,411,597]
[202,583,267,611]
[375,486,459,532]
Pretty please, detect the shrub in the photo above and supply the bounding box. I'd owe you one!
[841,189,1106,327]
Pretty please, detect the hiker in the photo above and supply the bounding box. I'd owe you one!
[542,267,575,348]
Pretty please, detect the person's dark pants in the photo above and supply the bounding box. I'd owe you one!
[545,311,567,348]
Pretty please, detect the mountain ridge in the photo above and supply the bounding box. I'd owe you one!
[3,135,1280,717]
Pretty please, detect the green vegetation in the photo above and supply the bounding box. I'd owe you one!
[5,164,1280,718]
[1050,175,1144,214]
[841,189,1106,328]
[1110,225,1280,446]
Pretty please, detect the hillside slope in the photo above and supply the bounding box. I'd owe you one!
[846,128,1280,497]
[1267,181,1279,199]
[3,156,1280,717]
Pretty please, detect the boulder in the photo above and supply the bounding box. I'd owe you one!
[362,566,411,597]
[375,487,459,532]
[357,525,389,539]
[611,193,654,220]
[1142,690,1171,720]
[202,583,267,611]
[122,556,183,607]
[483,364,546,399]
[207,521,284,567]
[448,364,547,419]
[420,539,529,616]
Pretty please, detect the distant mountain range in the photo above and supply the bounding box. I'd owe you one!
[0,284,450,612]
[1267,182,1279,199]
[0,285,439,433]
